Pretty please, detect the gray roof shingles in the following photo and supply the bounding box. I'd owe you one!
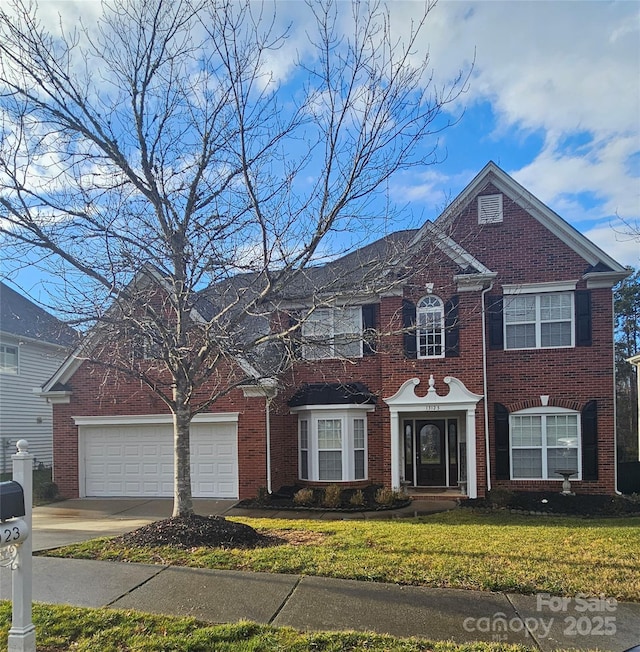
[0,281,77,347]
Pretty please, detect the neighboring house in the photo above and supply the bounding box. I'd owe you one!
[626,353,640,461]
[42,162,629,500]
[0,281,76,473]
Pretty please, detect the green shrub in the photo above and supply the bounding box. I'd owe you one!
[486,487,515,508]
[322,484,342,508]
[34,481,58,503]
[293,487,315,506]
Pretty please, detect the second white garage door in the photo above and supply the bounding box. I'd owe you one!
[81,418,238,498]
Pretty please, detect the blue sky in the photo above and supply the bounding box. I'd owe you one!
[381,0,640,268]
[1,0,639,305]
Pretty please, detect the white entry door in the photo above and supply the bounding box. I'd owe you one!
[81,418,238,498]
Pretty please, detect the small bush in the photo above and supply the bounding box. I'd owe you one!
[374,487,395,506]
[255,487,270,505]
[486,487,515,508]
[34,481,58,503]
[322,484,342,508]
[349,489,365,507]
[293,488,315,506]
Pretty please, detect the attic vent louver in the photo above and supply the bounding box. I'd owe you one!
[478,194,503,224]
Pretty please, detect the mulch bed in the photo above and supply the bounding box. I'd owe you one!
[236,484,410,512]
[461,491,640,517]
[116,514,267,549]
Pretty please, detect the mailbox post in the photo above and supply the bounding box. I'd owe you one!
[0,440,36,652]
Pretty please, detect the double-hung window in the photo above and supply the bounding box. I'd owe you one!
[0,344,18,374]
[510,408,580,480]
[317,418,343,481]
[299,420,310,480]
[416,295,445,358]
[302,307,363,359]
[296,408,370,481]
[504,292,574,349]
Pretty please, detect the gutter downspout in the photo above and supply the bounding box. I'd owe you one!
[481,282,494,493]
[266,395,273,494]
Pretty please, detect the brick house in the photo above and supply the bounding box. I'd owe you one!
[42,162,629,500]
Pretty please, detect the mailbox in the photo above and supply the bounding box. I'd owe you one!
[0,480,25,521]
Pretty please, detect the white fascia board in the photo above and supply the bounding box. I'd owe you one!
[503,280,578,294]
[241,383,278,399]
[275,293,380,311]
[453,272,498,292]
[39,390,72,404]
[0,330,71,352]
[584,270,631,289]
[73,412,240,426]
[408,221,495,276]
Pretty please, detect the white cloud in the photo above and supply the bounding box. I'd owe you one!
[582,224,639,269]
[383,0,639,251]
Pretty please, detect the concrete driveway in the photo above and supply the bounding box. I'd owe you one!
[31,498,237,551]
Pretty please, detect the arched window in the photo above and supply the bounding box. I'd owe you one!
[416,295,444,358]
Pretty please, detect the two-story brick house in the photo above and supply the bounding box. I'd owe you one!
[43,162,629,500]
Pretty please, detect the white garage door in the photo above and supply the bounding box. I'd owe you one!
[82,419,238,498]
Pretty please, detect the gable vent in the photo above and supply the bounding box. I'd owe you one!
[478,194,503,224]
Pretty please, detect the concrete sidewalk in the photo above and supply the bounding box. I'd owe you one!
[1,498,638,651]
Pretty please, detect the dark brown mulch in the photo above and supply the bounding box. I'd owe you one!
[461,491,640,517]
[116,514,266,549]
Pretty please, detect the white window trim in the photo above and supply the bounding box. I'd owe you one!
[294,405,372,482]
[509,407,582,481]
[504,291,575,350]
[416,295,445,359]
[301,306,363,360]
[0,343,19,375]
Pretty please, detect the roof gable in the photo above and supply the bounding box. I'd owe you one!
[430,161,628,276]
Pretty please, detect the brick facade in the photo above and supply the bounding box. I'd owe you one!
[49,163,626,501]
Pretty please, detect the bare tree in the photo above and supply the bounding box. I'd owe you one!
[0,0,468,516]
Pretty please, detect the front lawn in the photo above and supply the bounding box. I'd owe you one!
[0,603,536,652]
[43,510,640,601]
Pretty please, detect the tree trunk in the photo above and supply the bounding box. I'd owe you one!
[172,382,194,517]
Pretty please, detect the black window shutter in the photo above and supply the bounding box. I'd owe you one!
[495,402,510,480]
[581,400,598,481]
[402,299,417,359]
[487,296,504,349]
[362,304,377,357]
[444,295,460,357]
[575,290,592,347]
[288,314,301,359]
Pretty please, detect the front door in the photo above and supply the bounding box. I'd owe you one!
[416,420,446,486]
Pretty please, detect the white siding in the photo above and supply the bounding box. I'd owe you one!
[0,334,68,473]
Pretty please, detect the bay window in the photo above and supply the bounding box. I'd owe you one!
[295,408,371,482]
